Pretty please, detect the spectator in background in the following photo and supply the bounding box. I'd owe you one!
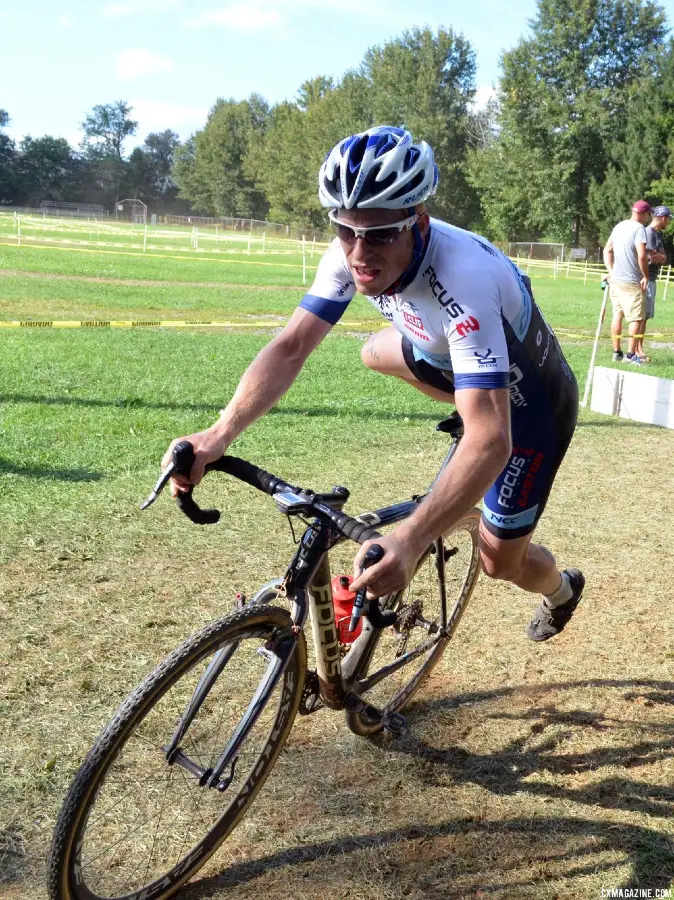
[603,200,651,365]
[640,205,671,359]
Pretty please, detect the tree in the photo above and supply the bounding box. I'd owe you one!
[174,95,270,218]
[362,27,479,226]
[123,130,181,208]
[251,28,479,229]
[469,0,667,245]
[589,41,674,241]
[81,100,137,207]
[17,136,76,205]
[0,108,18,203]
[296,76,334,111]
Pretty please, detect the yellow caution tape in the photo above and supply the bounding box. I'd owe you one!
[0,319,382,330]
[0,319,288,329]
[0,320,672,339]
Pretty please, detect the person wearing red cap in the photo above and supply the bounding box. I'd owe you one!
[603,201,651,364]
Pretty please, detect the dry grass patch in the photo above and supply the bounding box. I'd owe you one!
[2,413,673,899]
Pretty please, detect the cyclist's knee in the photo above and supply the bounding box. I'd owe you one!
[478,537,528,582]
[480,551,522,582]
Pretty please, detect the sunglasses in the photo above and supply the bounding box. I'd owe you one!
[328,210,419,246]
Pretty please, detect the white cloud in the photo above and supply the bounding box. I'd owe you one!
[115,49,175,82]
[58,15,74,27]
[184,3,282,30]
[102,0,181,18]
[130,99,209,139]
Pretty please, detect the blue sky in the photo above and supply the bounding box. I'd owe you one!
[2,0,673,150]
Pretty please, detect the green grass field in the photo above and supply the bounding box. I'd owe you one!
[1,239,673,899]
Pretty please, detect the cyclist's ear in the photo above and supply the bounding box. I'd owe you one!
[415,204,430,235]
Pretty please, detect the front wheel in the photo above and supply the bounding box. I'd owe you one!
[345,508,481,735]
[48,604,306,900]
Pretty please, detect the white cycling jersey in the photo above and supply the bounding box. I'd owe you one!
[300,218,575,420]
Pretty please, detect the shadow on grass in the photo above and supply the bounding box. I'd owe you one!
[179,678,674,899]
[0,458,103,481]
[0,393,441,423]
[182,816,674,898]
[394,678,674,822]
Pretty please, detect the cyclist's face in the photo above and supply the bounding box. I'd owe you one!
[337,208,429,296]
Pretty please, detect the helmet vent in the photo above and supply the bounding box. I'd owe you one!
[389,170,424,201]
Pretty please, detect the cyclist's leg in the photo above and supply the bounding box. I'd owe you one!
[361,329,455,403]
[478,523,560,595]
[479,411,583,638]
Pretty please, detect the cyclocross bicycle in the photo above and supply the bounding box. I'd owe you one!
[48,411,482,900]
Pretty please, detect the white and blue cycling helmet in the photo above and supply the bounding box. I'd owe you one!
[318,125,439,210]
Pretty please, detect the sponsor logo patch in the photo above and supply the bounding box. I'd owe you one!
[456,316,480,338]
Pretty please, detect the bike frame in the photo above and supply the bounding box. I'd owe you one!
[168,424,464,788]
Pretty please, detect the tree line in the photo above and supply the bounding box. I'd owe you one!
[0,102,187,214]
[1,0,673,246]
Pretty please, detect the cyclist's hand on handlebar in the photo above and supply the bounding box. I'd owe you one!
[161,427,229,497]
[351,532,418,599]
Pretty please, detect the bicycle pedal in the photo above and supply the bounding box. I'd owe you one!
[383,712,408,736]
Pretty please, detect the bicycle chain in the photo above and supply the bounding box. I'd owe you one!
[393,598,423,658]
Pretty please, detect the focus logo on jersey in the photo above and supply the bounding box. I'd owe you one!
[455,316,479,338]
[422,265,464,318]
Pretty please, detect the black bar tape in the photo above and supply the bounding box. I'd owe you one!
[205,456,296,495]
[175,488,220,525]
[313,503,382,544]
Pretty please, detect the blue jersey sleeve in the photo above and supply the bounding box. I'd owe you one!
[299,294,350,325]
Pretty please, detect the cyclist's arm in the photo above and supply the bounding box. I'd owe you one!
[394,386,511,557]
[217,307,334,444]
[164,308,333,490]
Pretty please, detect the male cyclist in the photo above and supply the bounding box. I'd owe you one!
[163,126,584,642]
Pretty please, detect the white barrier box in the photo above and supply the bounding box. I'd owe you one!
[590,366,674,429]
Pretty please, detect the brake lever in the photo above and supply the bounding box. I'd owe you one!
[140,462,176,510]
[140,441,195,511]
[349,543,384,633]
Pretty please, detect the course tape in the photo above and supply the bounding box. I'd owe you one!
[2,320,674,339]
[0,319,378,330]
[0,319,287,329]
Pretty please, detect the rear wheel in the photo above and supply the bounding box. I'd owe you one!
[345,508,481,736]
[48,604,306,900]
